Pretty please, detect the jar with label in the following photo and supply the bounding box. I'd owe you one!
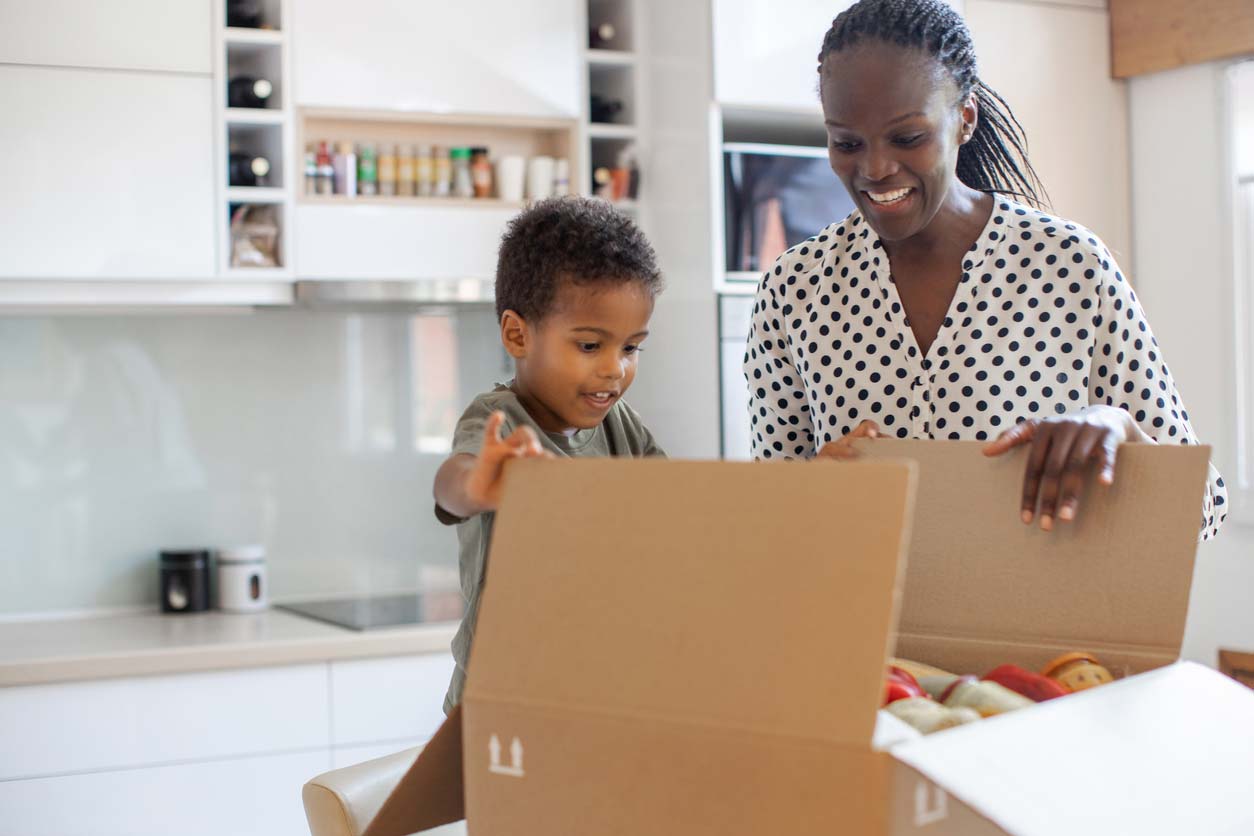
[216,545,268,613]
[315,141,335,195]
[357,144,378,196]
[304,144,317,195]
[451,147,474,198]
[397,145,416,196]
[470,147,493,198]
[415,145,434,197]
[432,146,452,197]
[378,144,398,197]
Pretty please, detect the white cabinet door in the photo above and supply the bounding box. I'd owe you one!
[0,664,329,781]
[295,203,513,279]
[712,1,965,112]
[965,0,1131,262]
[0,750,326,836]
[0,65,216,280]
[330,654,455,746]
[291,0,581,117]
[0,0,211,74]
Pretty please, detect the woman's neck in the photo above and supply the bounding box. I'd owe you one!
[883,183,992,266]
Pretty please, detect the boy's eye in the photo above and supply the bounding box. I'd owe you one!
[624,344,641,355]
[577,342,599,352]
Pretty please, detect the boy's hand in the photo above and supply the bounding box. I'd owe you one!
[463,411,550,511]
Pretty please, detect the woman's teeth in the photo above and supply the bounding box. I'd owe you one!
[867,187,913,205]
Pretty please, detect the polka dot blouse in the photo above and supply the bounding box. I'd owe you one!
[743,196,1227,540]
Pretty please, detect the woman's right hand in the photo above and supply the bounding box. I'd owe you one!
[815,420,880,460]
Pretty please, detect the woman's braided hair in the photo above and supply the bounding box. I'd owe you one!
[818,0,1048,208]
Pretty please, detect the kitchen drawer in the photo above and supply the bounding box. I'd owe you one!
[330,654,454,746]
[0,750,326,836]
[0,663,329,781]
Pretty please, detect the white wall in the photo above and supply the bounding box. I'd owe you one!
[631,0,722,458]
[1128,61,1254,667]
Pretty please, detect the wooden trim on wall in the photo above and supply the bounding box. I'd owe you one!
[1110,0,1254,78]
[1218,649,1254,690]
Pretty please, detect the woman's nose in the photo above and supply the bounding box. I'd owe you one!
[861,144,900,183]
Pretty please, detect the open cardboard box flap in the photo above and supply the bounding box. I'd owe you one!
[366,442,1244,836]
[858,440,1209,675]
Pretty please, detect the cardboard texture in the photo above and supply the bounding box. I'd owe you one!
[367,442,1240,836]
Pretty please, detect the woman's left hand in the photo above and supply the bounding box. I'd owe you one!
[982,405,1152,531]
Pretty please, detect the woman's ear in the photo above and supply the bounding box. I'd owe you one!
[959,92,979,144]
[500,310,529,359]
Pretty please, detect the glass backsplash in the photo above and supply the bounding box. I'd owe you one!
[0,307,507,616]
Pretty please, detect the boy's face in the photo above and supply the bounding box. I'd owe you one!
[504,279,654,434]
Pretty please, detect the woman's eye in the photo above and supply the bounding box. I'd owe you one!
[894,133,925,146]
[831,139,861,153]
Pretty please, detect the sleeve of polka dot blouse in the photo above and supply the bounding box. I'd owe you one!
[743,268,817,460]
[1086,245,1228,540]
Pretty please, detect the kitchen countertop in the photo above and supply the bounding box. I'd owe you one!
[0,608,457,687]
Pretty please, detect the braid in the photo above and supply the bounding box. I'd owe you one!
[818,0,1048,209]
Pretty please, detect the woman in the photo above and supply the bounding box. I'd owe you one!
[743,0,1226,539]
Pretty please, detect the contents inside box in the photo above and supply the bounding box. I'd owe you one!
[884,652,1118,735]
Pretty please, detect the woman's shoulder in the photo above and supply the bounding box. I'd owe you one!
[991,195,1113,258]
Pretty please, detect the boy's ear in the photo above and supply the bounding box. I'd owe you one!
[499,310,529,359]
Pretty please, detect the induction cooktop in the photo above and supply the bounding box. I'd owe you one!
[278,590,463,631]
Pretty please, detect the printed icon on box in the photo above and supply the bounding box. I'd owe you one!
[488,734,525,777]
[914,781,948,826]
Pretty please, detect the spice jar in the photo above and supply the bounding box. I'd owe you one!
[432,146,452,197]
[451,147,474,198]
[470,147,493,198]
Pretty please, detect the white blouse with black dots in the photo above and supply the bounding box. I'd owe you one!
[743,196,1227,540]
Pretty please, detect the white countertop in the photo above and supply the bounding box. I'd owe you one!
[0,608,457,687]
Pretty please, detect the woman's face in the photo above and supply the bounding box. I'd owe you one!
[819,41,975,243]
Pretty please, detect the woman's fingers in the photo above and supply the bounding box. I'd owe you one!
[850,420,880,439]
[1020,424,1052,525]
[1035,424,1086,529]
[816,440,856,460]
[1055,426,1106,523]
[983,418,1038,456]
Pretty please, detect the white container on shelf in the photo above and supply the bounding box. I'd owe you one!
[216,546,268,613]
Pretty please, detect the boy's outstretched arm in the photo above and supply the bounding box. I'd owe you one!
[434,411,548,519]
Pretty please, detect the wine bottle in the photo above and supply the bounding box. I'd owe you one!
[228,76,273,109]
[229,152,271,187]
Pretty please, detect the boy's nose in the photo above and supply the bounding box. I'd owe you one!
[599,357,626,380]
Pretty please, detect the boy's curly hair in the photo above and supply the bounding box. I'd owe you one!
[495,196,663,322]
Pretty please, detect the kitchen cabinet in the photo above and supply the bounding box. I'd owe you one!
[330,654,455,746]
[295,202,515,279]
[0,751,325,836]
[965,0,1132,262]
[291,0,581,118]
[0,649,451,836]
[0,0,211,74]
[0,65,216,280]
[0,663,329,781]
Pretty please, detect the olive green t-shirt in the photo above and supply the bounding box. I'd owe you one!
[438,383,665,713]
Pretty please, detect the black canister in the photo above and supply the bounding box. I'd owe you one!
[159,550,210,614]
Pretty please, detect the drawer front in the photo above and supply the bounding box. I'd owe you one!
[0,750,327,836]
[330,654,454,746]
[0,663,329,780]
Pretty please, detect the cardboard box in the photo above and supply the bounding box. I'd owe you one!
[365,441,1254,836]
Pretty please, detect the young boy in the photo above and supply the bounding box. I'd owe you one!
[435,196,665,713]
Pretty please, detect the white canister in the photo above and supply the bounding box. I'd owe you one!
[497,155,526,202]
[216,545,268,612]
[526,156,555,201]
